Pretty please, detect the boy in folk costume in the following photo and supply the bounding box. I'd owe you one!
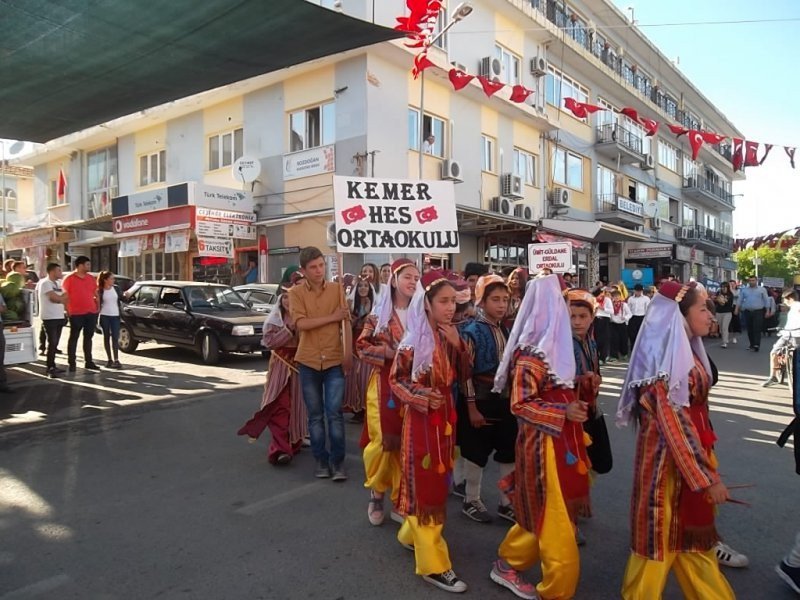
[457,274,517,524]
[237,289,308,464]
[390,270,473,594]
[489,275,589,600]
[617,281,734,600]
[357,259,420,526]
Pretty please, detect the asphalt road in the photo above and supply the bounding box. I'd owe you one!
[0,334,798,599]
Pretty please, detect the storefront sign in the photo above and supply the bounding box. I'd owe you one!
[626,243,673,260]
[762,276,785,289]
[195,207,256,240]
[113,183,253,217]
[118,237,141,257]
[332,176,459,253]
[165,230,190,254]
[284,145,335,181]
[616,196,643,217]
[194,184,253,213]
[197,236,234,258]
[112,206,193,238]
[622,268,655,289]
[527,242,573,274]
[6,228,55,251]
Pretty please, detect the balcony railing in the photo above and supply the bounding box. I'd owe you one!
[596,194,644,217]
[681,225,733,248]
[682,175,734,206]
[596,123,644,155]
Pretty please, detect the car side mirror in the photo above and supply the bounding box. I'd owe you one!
[173,302,187,311]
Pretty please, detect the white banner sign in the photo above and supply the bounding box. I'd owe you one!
[332,176,459,254]
[195,207,256,239]
[197,236,233,258]
[284,145,335,181]
[118,237,142,258]
[528,242,573,274]
[165,229,190,254]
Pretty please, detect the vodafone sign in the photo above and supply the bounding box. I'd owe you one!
[113,206,194,238]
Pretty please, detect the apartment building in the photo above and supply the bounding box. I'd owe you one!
[11,0,740,284]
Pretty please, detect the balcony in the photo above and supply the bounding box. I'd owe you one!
[677,224,733,251]
[682,175,734,210]
[596,123,646,164]
[595,194,645,228]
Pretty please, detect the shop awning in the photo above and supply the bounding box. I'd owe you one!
[62,215,114,232]
[0,0,403,142]
[456,205,534,234]
[540,219,650,243]
[254,208,334,228]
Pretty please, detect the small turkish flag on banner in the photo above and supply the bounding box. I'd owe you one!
[786,146,796,169]
[477,76,505,97]
[412,53,435,79]
[509,85,533,103]
[56,168,67,203]
[618,107,639,121]
[640,118,659,137]
[448,68,474,90]
[744,141,760,167]
[759,144,774,166]
[732,138,744,171]
[700,132,726,145]
[564,98,602,119]
[688,130,705,161]
[667,124,689,137]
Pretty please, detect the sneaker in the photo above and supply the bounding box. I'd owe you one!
[607,357,617,363]
[85,362,100,370]
[720,343,728,349]
[39,349,46,356]
[576,527,586,546]
[302,437,311,448]
[423,570,468,593]
[350,410,365,424]
[451,481,466,499]
[68,364,76,373]
[490,559,538,599]
[497,503,516,524]
[762,376,779,388]
[314,460,331,479]
[776,560,800,594]
[368,491,385,526]
[732,337,737,344]
[390,510,404,524]
[715,542,749,568]
[275,453,292,465]
[112,361,123,369]
[106,360,114,368]
[331,463,347,482]
[462,499,492,523]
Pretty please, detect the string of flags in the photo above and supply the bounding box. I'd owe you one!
[734,227,800,252]
[394,0,797,172]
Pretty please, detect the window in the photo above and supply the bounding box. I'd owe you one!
[482,135,495,172]
[289,102,335,152]
[87,145,118,219]
[554,148,583,189]
[683,155,697,178]
[48,179,68,208]
[683,204,697,227]
[139,150,166,187]
[597,98,616,127]
[705,213,718,232]
[408,108,446,157]
[658,140,678,172]
[545,66,589,116]
[664,95,678,119]
[208,128,243,171]
[597,165,616,199]
[2,188,16,212]
[669,198,680,223]
[628,181,648,203]
[494,44,521,86]
[159,287,183,307]
[513,149,536,186]
[432,6,448,49]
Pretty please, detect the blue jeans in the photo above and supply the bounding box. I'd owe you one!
[299,364,346,466]
[99,315,121,361]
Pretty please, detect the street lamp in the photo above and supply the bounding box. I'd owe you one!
[417,2,473,178]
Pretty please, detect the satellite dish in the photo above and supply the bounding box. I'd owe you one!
[232,156,261,184]
[644,199,659,218]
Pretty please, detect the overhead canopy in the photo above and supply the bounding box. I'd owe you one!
[0,0,402,142]
[540,219,651,243]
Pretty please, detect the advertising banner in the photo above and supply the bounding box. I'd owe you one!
[195,207,256,240]
[165,230,190,254]
[527,242,573,274]
[197,236,234,258]
[284,145,335,181]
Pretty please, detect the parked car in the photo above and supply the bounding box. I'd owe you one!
[118,281,266,364]
[233,283,280,314]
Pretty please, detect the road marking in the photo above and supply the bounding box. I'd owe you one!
[0,573,70,598]
[235,481,325,516]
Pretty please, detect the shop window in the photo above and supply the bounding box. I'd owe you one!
[139,150,166,187]
[289,101,335,152]
[208,128,244,171]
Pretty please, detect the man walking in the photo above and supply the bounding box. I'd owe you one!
[734,276,769,352]
[626,283,650,346]
[38,263,69,378]
[289,246,352,481]
[62,256,100,371]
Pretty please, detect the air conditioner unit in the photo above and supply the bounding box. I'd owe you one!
[679,226,698,239]
[549,187,571,207]
[651,216,662,230]
[642,154,655,170]
[440,159,463,182]
[530,56,547,77]
[501,173,524,199]
[490,196,513,215]
[479,56,503,80]
[514,202,536,221]
[451,61,467,73]
[326,221,337,248]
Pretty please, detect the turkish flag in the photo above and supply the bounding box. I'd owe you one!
[688,130,705,161]
[744,141,760,167]
[56,168,67,203]
[412,53,435,79]
[732,138,744,171]
[786,146,797,169]
[618,107,639,121]
[667,124,689,137]
[564,97,602,119]
[477,76,504,97]
[448,68,474,90]
[509,85,533,103]
[700,131,726,145]
[759,144,774,166]
[640,117,659,137]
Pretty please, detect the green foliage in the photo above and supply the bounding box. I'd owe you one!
[786,244,800,278]
[734,247,792,281]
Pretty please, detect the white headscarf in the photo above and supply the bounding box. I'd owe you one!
[397,280,432,381]
[615,292,712,426]
[493,274,575,392]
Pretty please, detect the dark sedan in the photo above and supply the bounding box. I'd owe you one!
[118,281,266,364]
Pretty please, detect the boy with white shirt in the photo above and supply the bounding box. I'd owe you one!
[608,289,631,362]
[626,284,650,346]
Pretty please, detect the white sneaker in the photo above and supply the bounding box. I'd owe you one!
[715,542,749,568]
[732,337,738,344]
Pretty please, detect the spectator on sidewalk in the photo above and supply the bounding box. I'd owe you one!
[98,271,123,369]
[715,282,735,348]
[289,246,352,481]
[62,256,100,372]
[38,263,69,378]
[244,259,258,284]
[734,276,769,352]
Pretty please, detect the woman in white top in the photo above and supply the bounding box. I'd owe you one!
[97,271,122,369]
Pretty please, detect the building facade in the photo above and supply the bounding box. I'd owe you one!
[12,0,740,285]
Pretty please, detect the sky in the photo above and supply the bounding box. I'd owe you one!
[609,0,800,239]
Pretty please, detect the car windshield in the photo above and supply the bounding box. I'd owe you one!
[184,286,249,310]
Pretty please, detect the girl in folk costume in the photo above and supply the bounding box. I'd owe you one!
[344,278,375,423]
[616,281,734,600]
[237,291,308,465]
[489,275,589,600]
[390,270,474,594]
[357,258,420,526]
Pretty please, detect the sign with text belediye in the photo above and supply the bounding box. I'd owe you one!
[527,242,573,274]
[332,176,459,254]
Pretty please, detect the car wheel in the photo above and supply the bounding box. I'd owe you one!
[118,324,138,353]
[200,332,220,365]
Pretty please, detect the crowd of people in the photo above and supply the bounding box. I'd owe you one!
[236,246,800,598]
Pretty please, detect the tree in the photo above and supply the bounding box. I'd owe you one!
[733,247,792,282]
[785,243,800,279]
